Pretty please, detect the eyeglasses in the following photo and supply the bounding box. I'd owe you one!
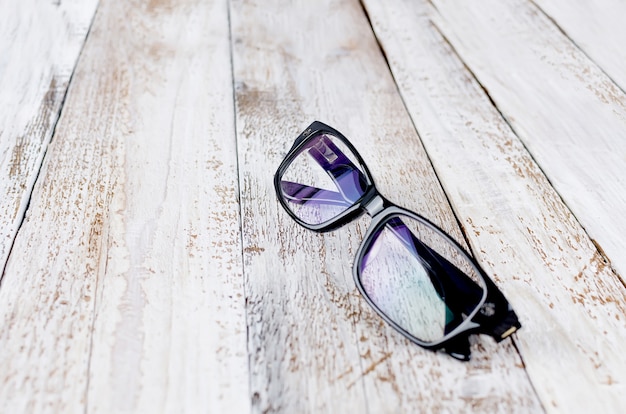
[274,121,521,361]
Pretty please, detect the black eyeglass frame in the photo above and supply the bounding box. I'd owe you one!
[274,121,521,360]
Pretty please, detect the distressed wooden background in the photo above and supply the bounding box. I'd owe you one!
[1,0,625,412]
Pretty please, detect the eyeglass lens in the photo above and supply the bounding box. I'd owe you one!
[358,215,486,343]
[280,133,368,225]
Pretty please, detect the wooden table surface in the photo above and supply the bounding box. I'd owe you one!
[1,0,625,412]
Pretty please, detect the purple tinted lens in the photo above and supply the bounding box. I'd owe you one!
[358,215,486,343]
[280,133,368,225]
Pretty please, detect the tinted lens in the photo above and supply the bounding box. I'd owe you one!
[357,214,486,343]
[279,132,369,225]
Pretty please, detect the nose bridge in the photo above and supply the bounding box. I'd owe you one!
[364,194,385,217]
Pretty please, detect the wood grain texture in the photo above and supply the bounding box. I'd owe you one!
[362,1,626,412]
[0,0,98,275]
[3,0,624,412]
[0,0,248,412]
[533,0,626,92]
[230,0,539,412]
[428,0,626,282]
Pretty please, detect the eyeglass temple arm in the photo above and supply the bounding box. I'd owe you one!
[302,135,368,202]
[280,181,354,207]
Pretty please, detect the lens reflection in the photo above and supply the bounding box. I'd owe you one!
[280,133,368,225]
[358,214,485,343]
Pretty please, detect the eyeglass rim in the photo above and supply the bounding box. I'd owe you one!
[273,121,378,232]
[352,205,489,349]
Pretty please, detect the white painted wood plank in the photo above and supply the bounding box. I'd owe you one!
[0,0,98,275]
[0,0,248,412]
[230,0,540,411]
[362,0,626,411]
[428,0,626,283]
[533,0,626,92]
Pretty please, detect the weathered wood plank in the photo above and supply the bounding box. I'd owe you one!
[230,0,540,412]
[362,0,626,411]
[0,0,98,275]
[533,0,626,92]
[428,0,626,282]
[0,0,248,412]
